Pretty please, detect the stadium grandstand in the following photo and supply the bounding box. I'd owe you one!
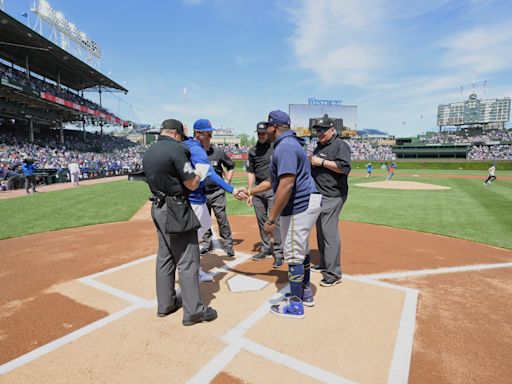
[392,93,512,159]
[0,4,143,191]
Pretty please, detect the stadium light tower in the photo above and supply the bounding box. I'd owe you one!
[31,0,102,68]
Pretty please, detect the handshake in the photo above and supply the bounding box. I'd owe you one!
[232,187,250,201]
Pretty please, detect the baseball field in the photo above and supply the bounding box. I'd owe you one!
[1,169,511,383]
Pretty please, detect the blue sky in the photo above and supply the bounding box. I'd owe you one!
[5,0,512,136]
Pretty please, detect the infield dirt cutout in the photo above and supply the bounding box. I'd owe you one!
[355,180,451,190]
[2,196,512,383]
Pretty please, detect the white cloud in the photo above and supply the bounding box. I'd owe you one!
[287,0,512,134]
[439,24,512,74]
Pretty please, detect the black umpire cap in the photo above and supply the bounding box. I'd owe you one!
[313,114,335,129]
[255,122,268,132]
[161,119,185,136]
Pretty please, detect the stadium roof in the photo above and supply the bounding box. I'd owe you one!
[0,10,128,93]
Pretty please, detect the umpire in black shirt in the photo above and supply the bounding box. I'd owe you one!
[143,119,217,326]
[309,115,351,287]
[247,122,283,268]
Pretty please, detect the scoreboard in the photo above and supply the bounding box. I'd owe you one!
[437,93,511,127]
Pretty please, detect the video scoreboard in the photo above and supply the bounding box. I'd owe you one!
[437,93,511,127]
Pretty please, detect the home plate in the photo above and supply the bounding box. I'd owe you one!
[227,274,269,292]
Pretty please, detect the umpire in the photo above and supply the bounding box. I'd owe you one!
[309,114,351,287]
[247,122,283,268]
[197,119,236,257]
[143,118,217,326]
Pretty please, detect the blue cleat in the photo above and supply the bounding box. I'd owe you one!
[270,296,305,319]
[285,286,315,307]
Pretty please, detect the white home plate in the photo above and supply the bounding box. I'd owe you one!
[227,274,269,292]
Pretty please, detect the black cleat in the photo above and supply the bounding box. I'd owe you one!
[157,296,182,317]
[272,257,283,268]
[200,245,213,255]
[319,276,342,287]
[251,251,272,261]
[311,264,326,273]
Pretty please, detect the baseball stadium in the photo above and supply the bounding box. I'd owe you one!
[1,2,512,384]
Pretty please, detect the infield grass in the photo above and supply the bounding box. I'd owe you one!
[1,172,511,249]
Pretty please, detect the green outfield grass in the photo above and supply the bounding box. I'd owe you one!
[1,173,511,249]
[0,180,150,240]
[228,173,512,249]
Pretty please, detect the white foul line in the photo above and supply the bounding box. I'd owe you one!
[359,262,512,281]
[386,289,418,384]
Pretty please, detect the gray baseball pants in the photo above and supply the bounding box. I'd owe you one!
[252,190,283,257]
[202,189,233,251]
[315,195,345,279]
[152,202,205,322]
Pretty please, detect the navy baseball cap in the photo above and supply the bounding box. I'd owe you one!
[266,110,290,126]
[193,119,217,132]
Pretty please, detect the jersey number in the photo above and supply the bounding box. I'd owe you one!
[183,162,194,174]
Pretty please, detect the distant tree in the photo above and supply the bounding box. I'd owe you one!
[248,136,256,146]
[239,133,249,146]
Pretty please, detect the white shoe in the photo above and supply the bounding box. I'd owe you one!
[199,267,214,283]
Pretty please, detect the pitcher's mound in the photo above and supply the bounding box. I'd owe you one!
[355,181,450,190]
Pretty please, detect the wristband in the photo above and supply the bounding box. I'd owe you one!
[321,159,325,167]
[266,218,276,225]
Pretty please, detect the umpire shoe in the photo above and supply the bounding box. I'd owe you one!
[272,257,283,268]
[252,251,272,261]
[157,296,182,317]
[200,245,213,255]
[182,307,218,326]
[320,275,342,287]
[311,264,326,273]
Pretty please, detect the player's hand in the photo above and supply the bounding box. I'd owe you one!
[233,188,248,200]
[246,195,253,207]
[264,222,275,238]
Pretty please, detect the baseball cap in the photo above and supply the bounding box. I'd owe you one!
[193,119,217,132]
[266,110,290,126]
[313,114,335,129]
[161,119,185,136]
[255,122,268,132]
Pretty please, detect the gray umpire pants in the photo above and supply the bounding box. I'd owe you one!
[315,195,346,279]
[152,202,205,322]
[202,189,233,251]
[252,190,283,257]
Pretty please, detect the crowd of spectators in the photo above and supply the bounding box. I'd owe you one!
[0,62,110,115]
[421,129,512,145]
[346,139,396,160]
[1,128,144,190]
[467,145,512,160]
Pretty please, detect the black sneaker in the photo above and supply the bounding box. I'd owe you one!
[311,264,326,273]
[182,307,218,326]
[225,248,235,257]
[157,296,182,317]
[251,251,272,261]
[272,257,283,268]
[200,245,213,255]
[320,276,342,287]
